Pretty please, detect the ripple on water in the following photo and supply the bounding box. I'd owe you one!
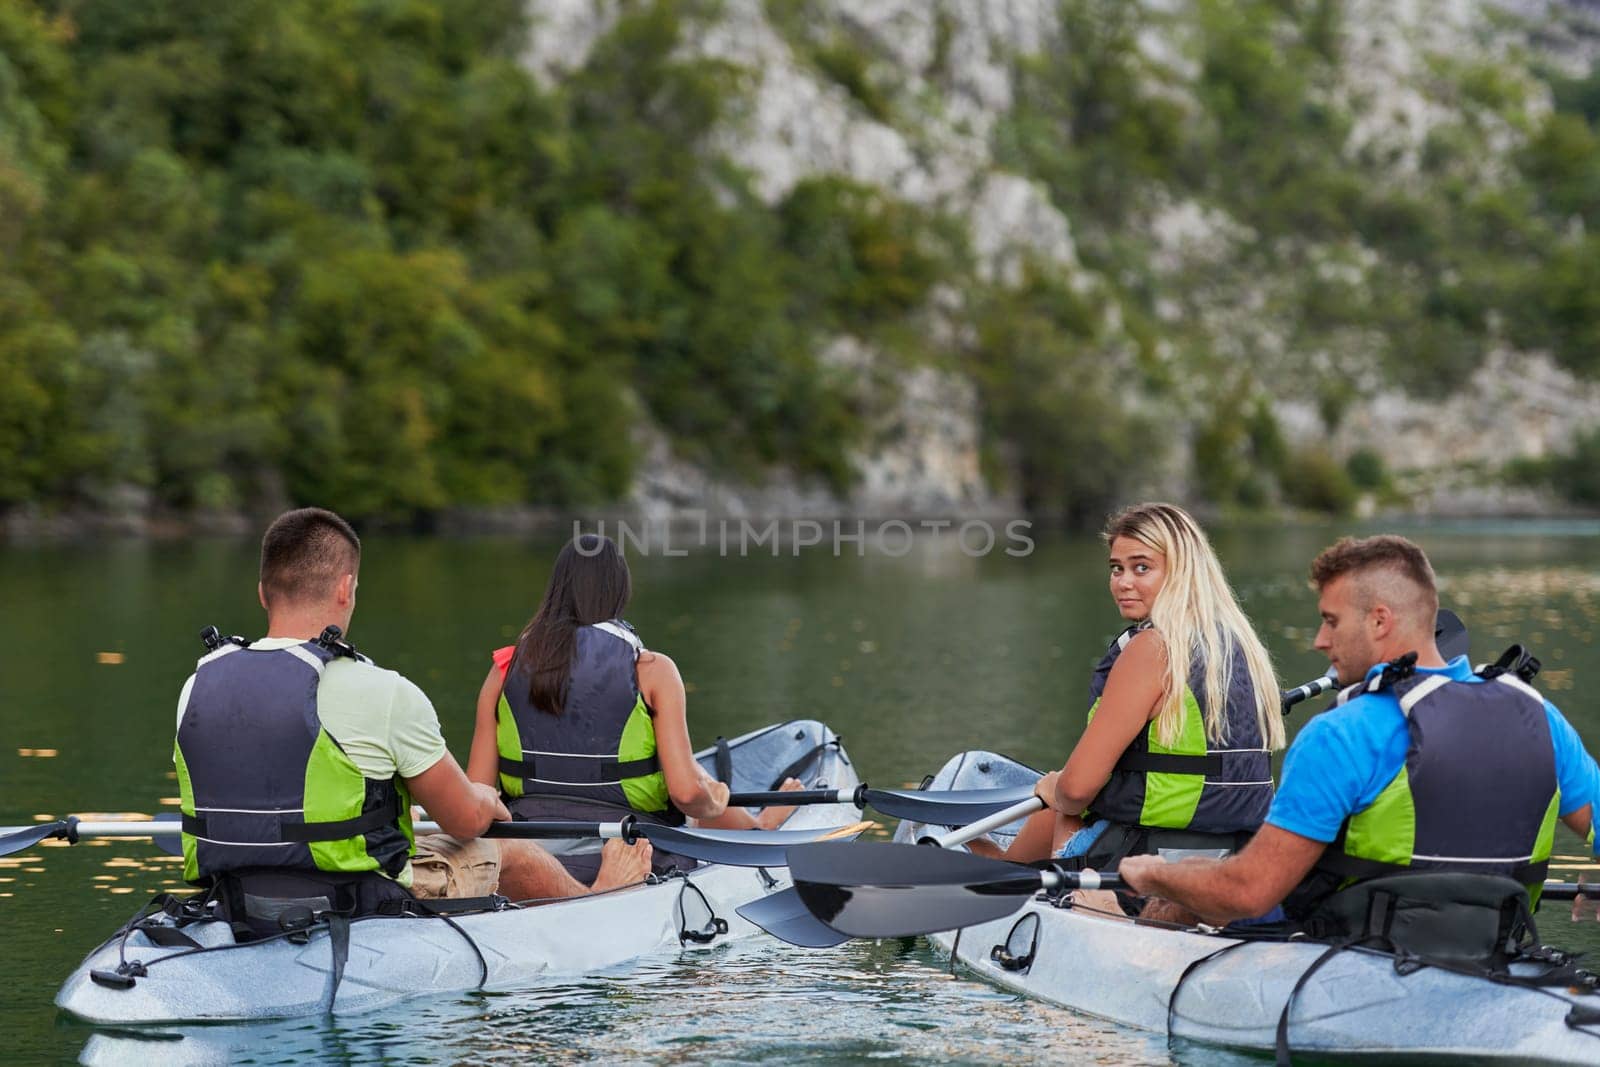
[75,938,1269,1066]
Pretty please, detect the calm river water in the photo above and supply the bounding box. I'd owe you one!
[6,519,1600,1063]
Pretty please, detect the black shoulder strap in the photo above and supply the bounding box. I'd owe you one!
[316,625,363,661]
[1477,644,1541,684]
[1334,652,1419,707]
[199,625,248,652]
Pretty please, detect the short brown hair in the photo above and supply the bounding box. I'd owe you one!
[1310,534,1438,619]
[260,508,361,608]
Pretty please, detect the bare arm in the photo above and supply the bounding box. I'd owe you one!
[637,650,728,821]
[1119,824,1327,924]
[466,663,504,787]
[404,752,510,839]
[1040,631,1167,814]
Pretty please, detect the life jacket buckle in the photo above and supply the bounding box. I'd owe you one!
[315,625,360,660]
[277,904,318,944]
[199,625,247,652]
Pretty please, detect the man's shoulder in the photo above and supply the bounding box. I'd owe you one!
[1285,691,1406,762]
[325,656,428,700]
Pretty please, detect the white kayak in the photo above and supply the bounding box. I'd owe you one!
[895,751,1600,1066]
[58,720,859,1025]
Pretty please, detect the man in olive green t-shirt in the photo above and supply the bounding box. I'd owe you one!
[176,507,650,900]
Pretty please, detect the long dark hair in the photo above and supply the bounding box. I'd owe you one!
[515,535,632,715]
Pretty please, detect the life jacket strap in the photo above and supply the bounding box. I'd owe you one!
[182,794,400,843]
[1112,750,1225,775]
[498,752,662,784]
[1315,848,1549,886]
[281,795,401,842]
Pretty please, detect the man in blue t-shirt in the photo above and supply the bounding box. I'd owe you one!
[1120,534,1600,923]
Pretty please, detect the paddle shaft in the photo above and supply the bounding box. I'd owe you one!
[1281,608,1469,713]
[1281,670,1337,711]
[927,795,1047,849]
[727,787,855,807]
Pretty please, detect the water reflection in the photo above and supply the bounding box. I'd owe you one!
[76,938,1225,1066]
[7,522,1600,1064]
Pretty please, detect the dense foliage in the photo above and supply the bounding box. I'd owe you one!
[0,0,939,518]
[6,0,1600,522]
[997,0,1600,510]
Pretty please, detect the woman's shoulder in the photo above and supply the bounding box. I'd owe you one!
[1114,626,1169,666]
[635,647,678,673]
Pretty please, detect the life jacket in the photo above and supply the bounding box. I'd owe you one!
[1288,649,1559,923]
[495,620,680,825]
[174,627,414,890]
[1085,624,1273,836]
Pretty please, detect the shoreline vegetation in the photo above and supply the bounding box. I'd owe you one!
[7,2,1600,532]
[5,495,1595,544]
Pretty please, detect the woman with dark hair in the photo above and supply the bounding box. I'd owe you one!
[467,535,795,881]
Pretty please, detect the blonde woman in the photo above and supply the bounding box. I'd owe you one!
[980,503,1284,872]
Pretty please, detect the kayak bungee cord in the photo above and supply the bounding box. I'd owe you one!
[95,889,515,994]
[1136,902,1600,1064]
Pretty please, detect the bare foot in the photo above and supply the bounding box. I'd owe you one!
[1138,897,1199,926]
[755,777,804,830]
[1071,888,1132,919]
[590,838,653,892]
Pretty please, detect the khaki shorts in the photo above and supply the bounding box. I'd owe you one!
[410,834,501,899]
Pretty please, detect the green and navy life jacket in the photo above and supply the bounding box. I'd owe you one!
[1306,653,1559,908]
[174,630,414,885]
[496,620,676,821]
[1085,624,1273,834]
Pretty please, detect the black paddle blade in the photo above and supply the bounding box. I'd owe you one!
[862,785,1037,825]
[736,887,850,948]
[0,820,68,857]
[641,824,858,868]
[1436,608,1469,661]
[789,841,1044,938]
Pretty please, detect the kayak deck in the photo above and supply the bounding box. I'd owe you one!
[58,720,859,1025]
[898,750,1600,1066]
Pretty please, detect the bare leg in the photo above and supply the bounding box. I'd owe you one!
[494,841,589,900]
[968,810,1083,862]
[698,777,804,831]
[495,839,652,900]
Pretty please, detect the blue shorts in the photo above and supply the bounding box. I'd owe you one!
[1055,819,1110,861]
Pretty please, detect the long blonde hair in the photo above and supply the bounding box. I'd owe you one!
[1103,503,1284,752]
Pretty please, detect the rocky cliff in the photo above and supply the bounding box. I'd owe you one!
[522,0,1600,519]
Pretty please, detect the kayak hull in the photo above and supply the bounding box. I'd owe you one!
[58,720,858,1025]
[897,750,1600,1066]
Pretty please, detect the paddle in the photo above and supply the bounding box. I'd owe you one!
[789,840,1120,938]
[739,794,1048,947]
[0,814,872,868]
[785,838,1599,939]
[724,783,1039,825]
[1280,608,1468,712]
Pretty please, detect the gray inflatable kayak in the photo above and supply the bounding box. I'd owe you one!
[58,720,858,1025]
[895,751,1600,1065]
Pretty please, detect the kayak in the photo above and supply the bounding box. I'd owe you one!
[894,751,1600,1065]
[57,720,859,1025]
